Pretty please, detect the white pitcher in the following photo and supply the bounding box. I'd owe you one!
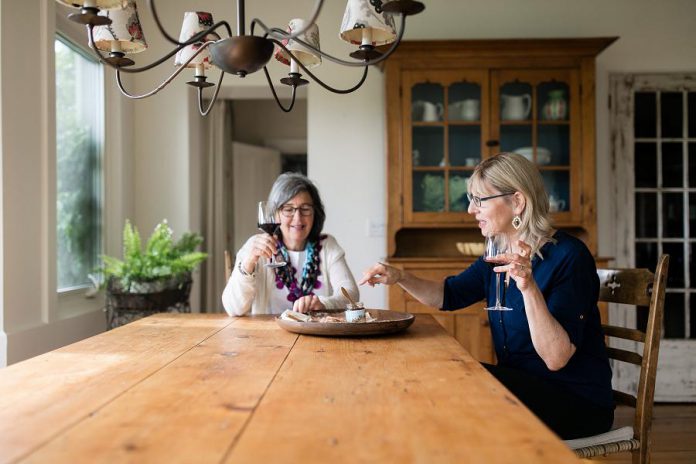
[501,94,531,120]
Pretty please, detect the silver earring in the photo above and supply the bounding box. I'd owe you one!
[512,215,522,230]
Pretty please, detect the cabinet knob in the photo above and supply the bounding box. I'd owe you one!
[485,140,500,147]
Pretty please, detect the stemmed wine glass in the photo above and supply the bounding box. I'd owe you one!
[257,201,287,268]
[484,235,513,311]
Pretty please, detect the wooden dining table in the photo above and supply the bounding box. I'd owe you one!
[0,313,580,463]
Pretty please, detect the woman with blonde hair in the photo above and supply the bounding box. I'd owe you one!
[360,152,613,440]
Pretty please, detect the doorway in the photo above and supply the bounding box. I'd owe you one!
[611,73,696,401]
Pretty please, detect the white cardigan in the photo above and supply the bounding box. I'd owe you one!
[221,234,359,316]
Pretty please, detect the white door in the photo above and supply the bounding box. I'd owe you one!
[611,73,696,401]
[230,142,281,253]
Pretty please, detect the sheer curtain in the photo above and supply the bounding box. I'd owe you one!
[199,101,233,313]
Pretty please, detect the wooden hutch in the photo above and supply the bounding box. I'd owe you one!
[384,38,617,362]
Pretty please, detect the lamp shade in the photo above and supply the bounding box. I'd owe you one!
[93,0,147,54]
[339,0,396,46]
[273,19,322,69]
[174,12,216,69]
[56,0,127,9]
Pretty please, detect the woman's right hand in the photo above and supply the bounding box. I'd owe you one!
[359,262,403,287]
[243,233,278,270]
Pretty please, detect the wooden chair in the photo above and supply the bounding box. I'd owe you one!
[224,250,233,282]
[565,254,669,464]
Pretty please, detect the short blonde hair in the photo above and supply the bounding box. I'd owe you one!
[469,152,555,256]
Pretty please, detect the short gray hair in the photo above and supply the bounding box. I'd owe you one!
[268,172,326,243]
[469,152,555,255]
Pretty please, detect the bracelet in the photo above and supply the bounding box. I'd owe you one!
[238,260,256,277]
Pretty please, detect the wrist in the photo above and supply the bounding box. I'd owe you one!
[238,260,256,277]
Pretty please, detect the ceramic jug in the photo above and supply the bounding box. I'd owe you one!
[501,94,531,120]
[549,195,566,213]
[542,90,567,120]
[412,100,443,122]
[449,99,479,121]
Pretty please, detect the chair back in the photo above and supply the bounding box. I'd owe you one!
[597,254,669,464]
[224,250,233,282]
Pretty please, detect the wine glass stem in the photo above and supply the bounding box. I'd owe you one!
[495,273,502,308]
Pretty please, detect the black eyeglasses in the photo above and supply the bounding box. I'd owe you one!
[466,192,514,207]
[279,204,314,217]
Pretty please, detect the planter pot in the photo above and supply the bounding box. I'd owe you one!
[105,273,192,329]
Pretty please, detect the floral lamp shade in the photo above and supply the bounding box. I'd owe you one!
[56,0,127,9]
[273,18,322,69]
[174,11,217,69]
[339,0,396,46]
[93,0,147,54]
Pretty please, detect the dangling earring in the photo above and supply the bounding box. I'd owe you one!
[512,215,522,230]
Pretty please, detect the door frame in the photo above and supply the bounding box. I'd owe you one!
[610,72,696,401]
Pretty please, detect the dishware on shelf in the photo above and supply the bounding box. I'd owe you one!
[412,100,444,122]
[501,93,532,120]
[542,89,568,120]
[465,157,479,166]
[456,241,485,256]
[257,201,287,268]
[421,174,445,211]
[548,194,566,213]
[513,147,552,165]
[449,99,480,121]
[484,235,513,311]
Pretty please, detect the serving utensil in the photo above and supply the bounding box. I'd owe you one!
[341,286,358,307]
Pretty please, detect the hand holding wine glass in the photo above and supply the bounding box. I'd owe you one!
[484,235,513,311]
[257,201,287,268]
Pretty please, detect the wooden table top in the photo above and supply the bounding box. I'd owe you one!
[0,314,579,463]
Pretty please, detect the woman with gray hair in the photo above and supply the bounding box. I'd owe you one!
[223,172,358,315]
[360,152,613,440]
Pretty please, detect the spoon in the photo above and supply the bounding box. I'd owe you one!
[341,286,358,308]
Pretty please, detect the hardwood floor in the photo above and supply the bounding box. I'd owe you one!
[587,404,696,463]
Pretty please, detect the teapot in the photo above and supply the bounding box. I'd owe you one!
[501,93,531,120]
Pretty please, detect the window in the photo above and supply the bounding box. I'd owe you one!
[55,35,104,291]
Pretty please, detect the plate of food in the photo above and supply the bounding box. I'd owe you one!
[276,308,415,337]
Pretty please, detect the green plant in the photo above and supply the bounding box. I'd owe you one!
[100,220,207,292]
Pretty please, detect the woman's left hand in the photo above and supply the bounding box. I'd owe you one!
[293,295,325,313]
[491,240,535,292]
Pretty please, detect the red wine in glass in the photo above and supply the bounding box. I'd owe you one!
[257,201,287,268]
[257,222,280,235]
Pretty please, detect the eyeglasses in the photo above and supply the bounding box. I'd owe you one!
[466,192,514,207]
[279,204,314,217]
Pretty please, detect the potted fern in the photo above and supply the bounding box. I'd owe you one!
[100,220,207,328]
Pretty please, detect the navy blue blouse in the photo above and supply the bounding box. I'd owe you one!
[442,231,613,410]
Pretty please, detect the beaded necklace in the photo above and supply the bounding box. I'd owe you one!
[274,235,326,302]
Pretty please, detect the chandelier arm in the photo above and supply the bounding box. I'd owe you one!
[250,0,324,39]
[264,14,406,68]
[262,66,297,113]
[197,71,226,116]
[269,39,369,94]
[146,0,233,46]
[113,42,218,99]
[87,25,224,74]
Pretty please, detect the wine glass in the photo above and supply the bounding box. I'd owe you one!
[483,235,513,311]
[257,201,287,268]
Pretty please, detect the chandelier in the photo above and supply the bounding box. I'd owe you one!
[56,0,425,115]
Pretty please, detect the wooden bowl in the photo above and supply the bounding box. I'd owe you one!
[456,242,485,256]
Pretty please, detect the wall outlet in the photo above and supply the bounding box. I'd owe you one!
[366,218,385,237]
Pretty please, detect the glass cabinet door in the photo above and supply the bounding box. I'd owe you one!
[405,70,488,222]
[492,70,578,220]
